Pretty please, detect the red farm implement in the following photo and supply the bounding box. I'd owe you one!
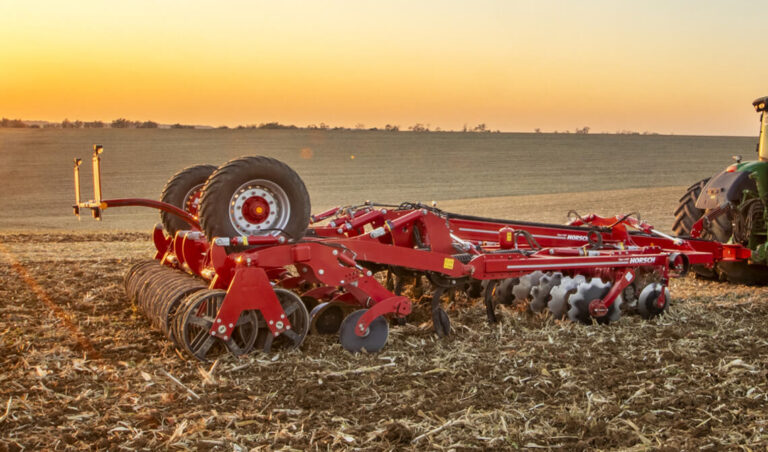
[73,146,755,361]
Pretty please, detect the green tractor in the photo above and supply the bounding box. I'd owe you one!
[673,96,768,284]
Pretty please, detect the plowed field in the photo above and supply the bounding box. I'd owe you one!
[1,232,767,450]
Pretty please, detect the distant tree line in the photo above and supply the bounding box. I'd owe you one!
[0,117,659,135]
[0,118,166,129]
[0,118,27,128]
[110,118,159,128]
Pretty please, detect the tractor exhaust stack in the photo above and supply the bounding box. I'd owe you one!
[753,96,768,161]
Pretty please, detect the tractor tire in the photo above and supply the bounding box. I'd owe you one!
[672,177,731,279]
[199,156,311,240]
[672,178,709,237]
[160,164,217,236]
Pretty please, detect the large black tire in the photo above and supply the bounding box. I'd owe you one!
[672,178,709,236]
[199,156,311,240]
[160,164,217,236]
[671,177,768,283]
[672,177,732,279]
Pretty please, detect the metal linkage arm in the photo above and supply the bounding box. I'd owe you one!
[72,145,200,229]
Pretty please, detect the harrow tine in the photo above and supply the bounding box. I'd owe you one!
[483,280,498,323]
[430,286,450,337]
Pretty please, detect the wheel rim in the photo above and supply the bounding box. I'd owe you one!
[178,290,259,360]
[179,291,227,361]
[182,184,205,218]
[339,309,389,353]
[228,179,291,236]
[256,289,309,353]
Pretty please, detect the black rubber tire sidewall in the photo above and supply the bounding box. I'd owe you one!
[672,178,709,237]
[160,164,217,236]
[199,156,311,240]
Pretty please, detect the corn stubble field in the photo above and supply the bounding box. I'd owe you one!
[1,130,767,450]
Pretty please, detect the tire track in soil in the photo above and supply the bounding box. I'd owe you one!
[0,242,102,359]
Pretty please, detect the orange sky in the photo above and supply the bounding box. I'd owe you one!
[1,1,766,135]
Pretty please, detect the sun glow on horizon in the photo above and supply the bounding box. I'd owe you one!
[1,0,767,135]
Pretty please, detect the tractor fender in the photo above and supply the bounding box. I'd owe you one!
[695,170,757,210]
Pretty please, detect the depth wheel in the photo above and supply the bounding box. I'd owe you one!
[175,290,259,361]
[199,156,311,240]
[310,302,348,335]
[160,164,216,236]
[339,309,389,353]
[636,283,670,319]
[255,289,310,353]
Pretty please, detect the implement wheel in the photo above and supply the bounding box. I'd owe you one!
[160,164,216,236]
[255,289,310,353]
[339,309,389,353]
[199,156,311,240]
[173,290,259,361]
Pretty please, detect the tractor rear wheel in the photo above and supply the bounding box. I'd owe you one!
[672,178,709,237]
[672,177,732,279]
[199,156,311,240]
[160,164,216,236]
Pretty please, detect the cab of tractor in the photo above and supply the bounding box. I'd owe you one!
[672,96,768,283]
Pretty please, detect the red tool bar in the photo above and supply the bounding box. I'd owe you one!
[370,209,425,239]
[478,253,668,276]
[448,217,596,248]
[310,207,341,224]
[214,235,286,247]
[338,209,383,232]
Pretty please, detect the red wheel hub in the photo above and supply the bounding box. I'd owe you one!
[588,299,609,317]
[185,190,203,217]
[242,196,270,224]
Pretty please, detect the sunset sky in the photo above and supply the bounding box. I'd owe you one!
[1,0,766,135]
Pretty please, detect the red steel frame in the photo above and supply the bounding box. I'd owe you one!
[144,203,752,342]
[73,147,755,345]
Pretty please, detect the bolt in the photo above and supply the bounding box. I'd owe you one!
[286,325,291,330]
[302,267,308,273]
[217,319,222,323]
[358,323,365,331]
[217,325,227,334]
[228,323,234,328]
[276,321,284,329]
[280,314,285,319]
[340,279,345,284]
[337,228,344,234]
[210,331,215,336]
[366,270,372,276]
[318,269,325,275]
[332,250,339,256]
[223,336,228,340]
[269,320,274,325]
